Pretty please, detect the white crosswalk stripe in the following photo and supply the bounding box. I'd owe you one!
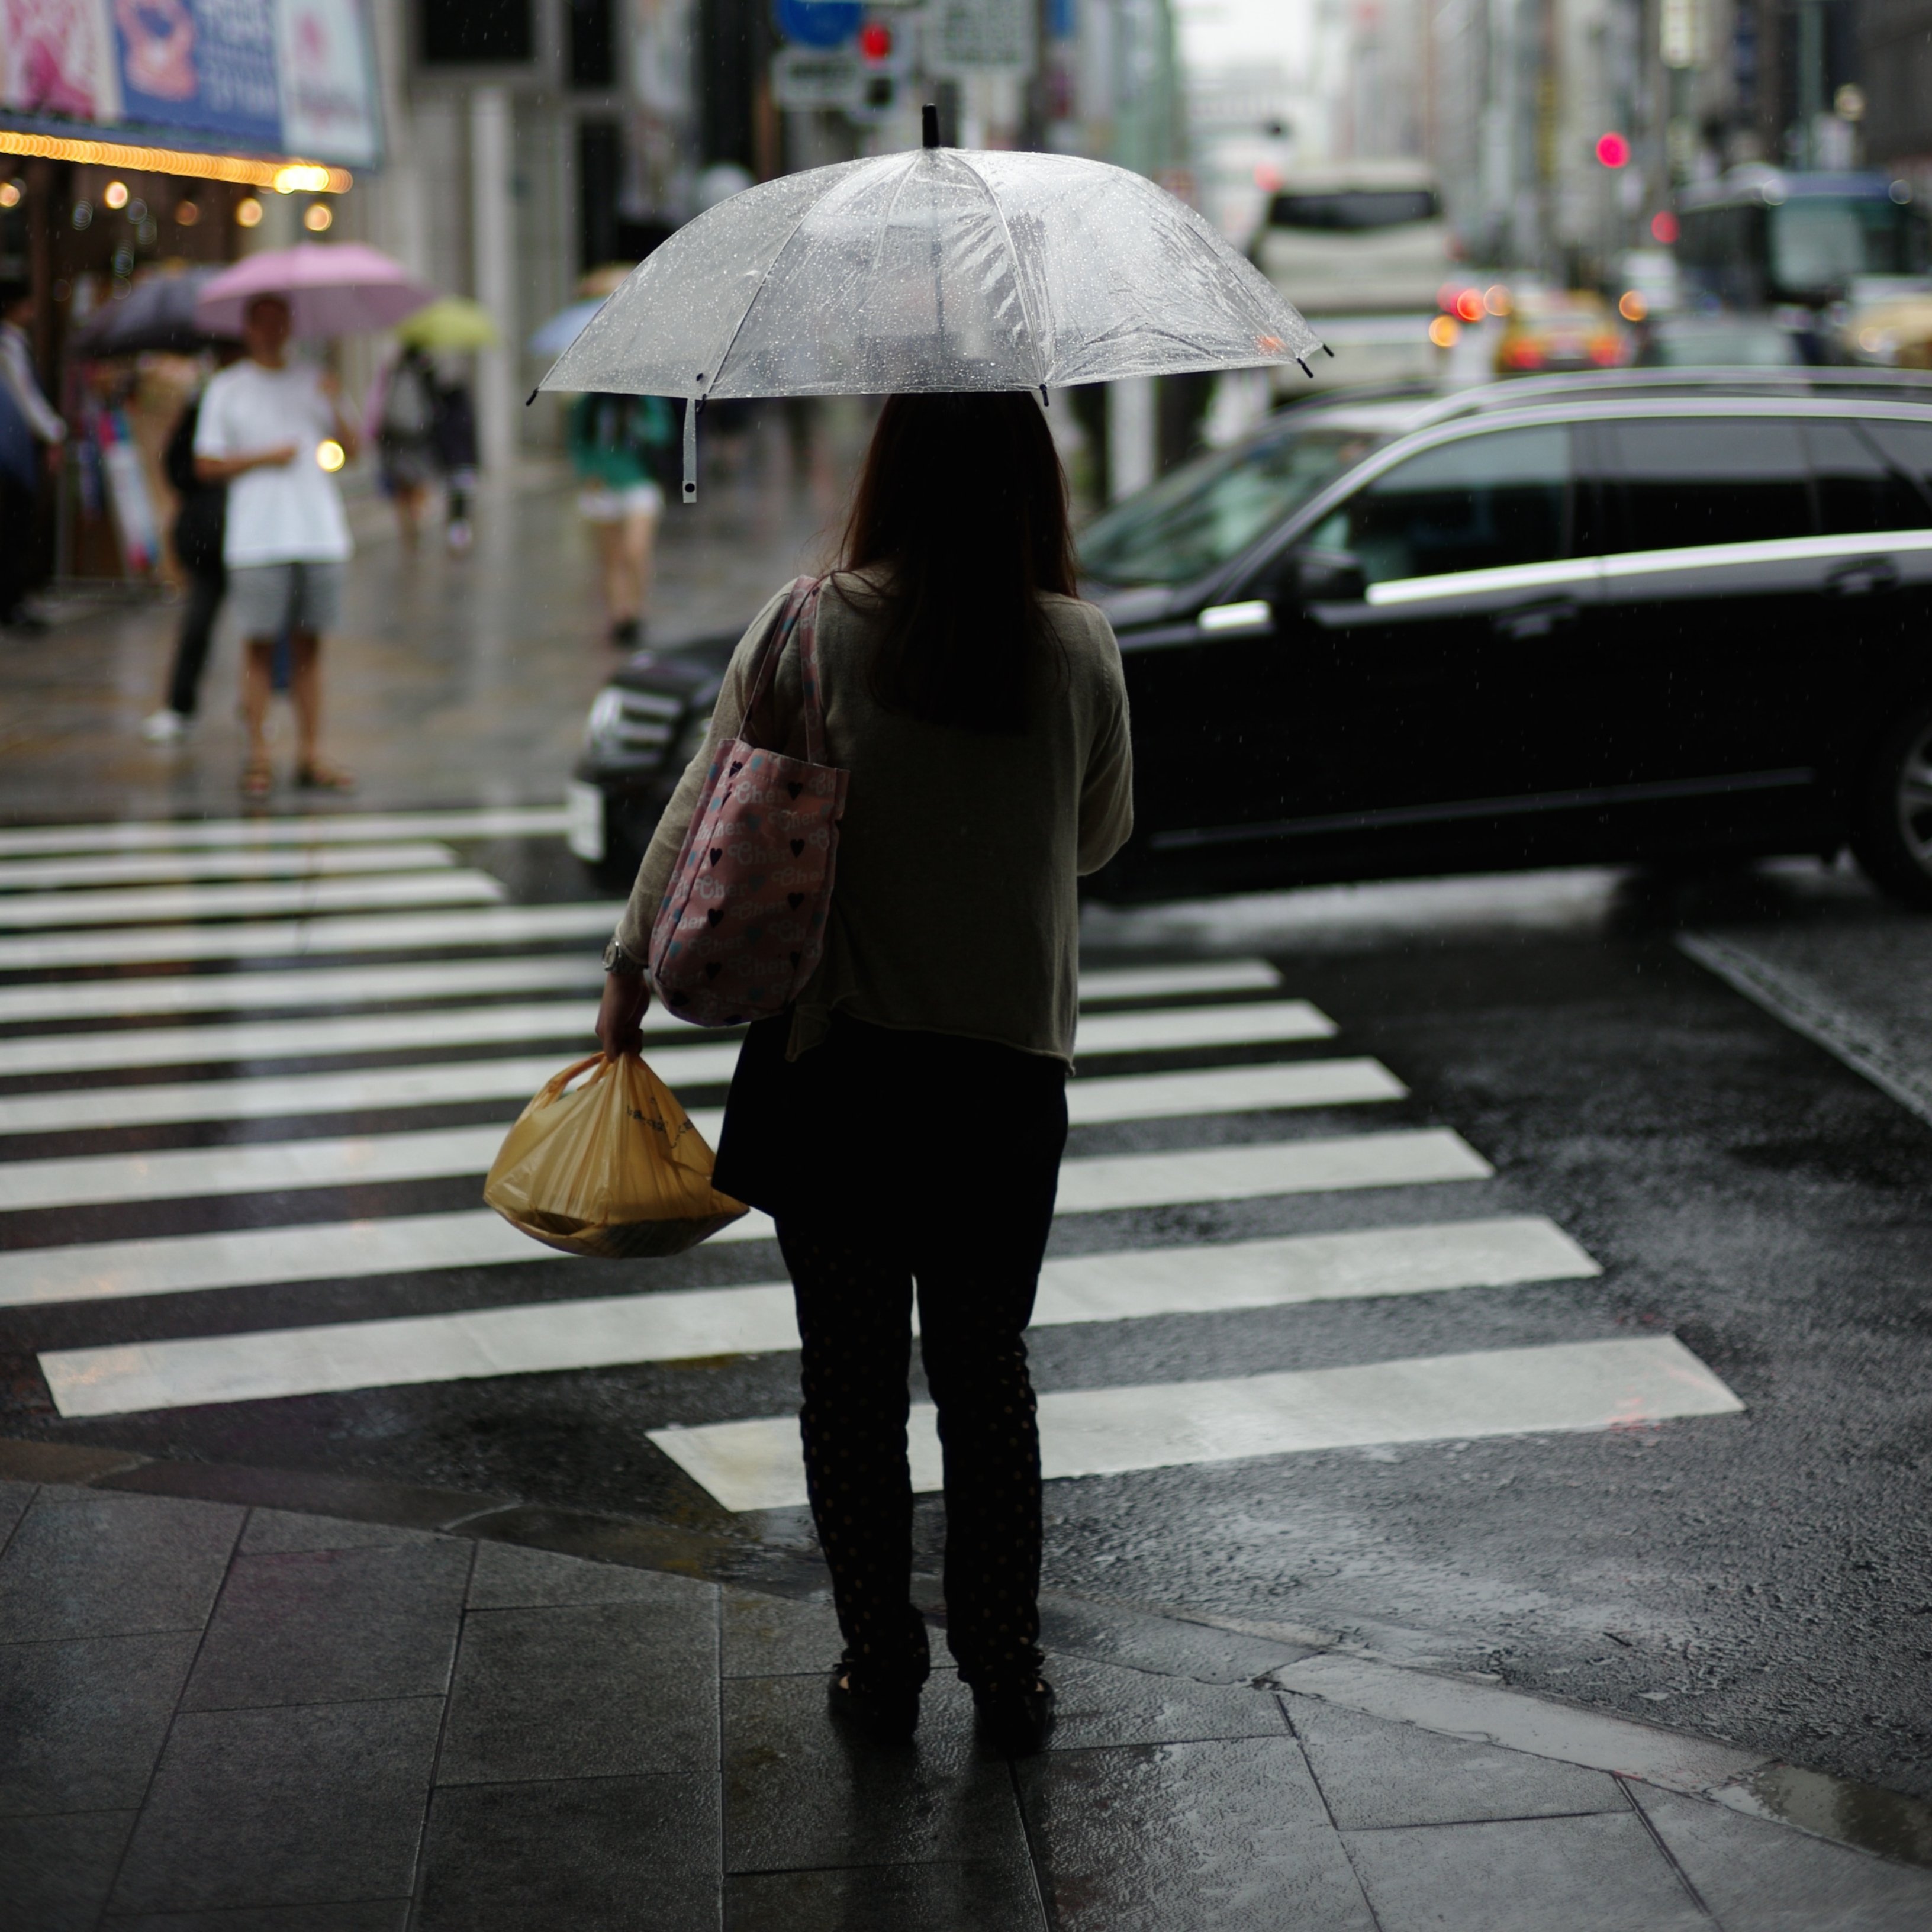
[0,1130,1484,1306]
[648,1337,1746,1512]
[0,812,1744,1502]
[40,1219,1599,1418]
[0,870,505,930]
[0,842,462,892]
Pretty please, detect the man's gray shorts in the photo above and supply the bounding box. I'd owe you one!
[227,560,346,640]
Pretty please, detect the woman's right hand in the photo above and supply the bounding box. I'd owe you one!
[595,970,651,1059]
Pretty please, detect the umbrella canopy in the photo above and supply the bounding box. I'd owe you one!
[528,298,604,359]
[195,243,434,340]
[540,141,1322,406]
[73,269,237,357]
[394,295,500,351]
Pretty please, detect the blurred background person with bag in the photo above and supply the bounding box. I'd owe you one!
[0,281,66,635]
[143,345,240,745]
[367,342,440,551]
[596,391,1134,1756]
[432,359,478,555]
[568,391,673,648]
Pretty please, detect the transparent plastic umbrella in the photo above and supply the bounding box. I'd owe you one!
[538,115,1324,500]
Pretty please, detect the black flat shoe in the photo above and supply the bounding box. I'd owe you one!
[827,1666,920,1744]
[973,1677,1056,1756]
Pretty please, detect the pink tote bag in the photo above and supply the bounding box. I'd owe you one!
[648,576,850,1028]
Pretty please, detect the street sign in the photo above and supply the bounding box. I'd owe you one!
[926,0,1035,75]
[771,46,865,110]
[774,0,864,48]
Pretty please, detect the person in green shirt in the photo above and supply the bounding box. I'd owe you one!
[568,392,674,649]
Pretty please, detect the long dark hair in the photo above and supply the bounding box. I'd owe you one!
[838,391,1077,734]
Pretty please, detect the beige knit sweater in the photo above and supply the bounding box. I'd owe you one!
[614,572,1134,1063]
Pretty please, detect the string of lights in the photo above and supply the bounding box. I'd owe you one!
[0,130,350,197]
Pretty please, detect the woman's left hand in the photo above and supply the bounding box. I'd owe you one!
[596,969,651,1058]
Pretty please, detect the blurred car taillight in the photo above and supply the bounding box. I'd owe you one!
[1588,331,1625,365]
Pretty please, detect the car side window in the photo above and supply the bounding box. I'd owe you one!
[1804,421,1931,533]
[1305,425,1570,586]
[1597,418,1812,553]
[1857,420,1932,515]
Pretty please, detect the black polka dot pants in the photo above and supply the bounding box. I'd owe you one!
[777,1212,1052,1698]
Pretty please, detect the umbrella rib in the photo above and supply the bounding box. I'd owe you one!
[951,153,1049,388]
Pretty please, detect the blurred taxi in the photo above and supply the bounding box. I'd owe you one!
[1493,288,1631,375]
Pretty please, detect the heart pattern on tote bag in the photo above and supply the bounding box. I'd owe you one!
[648,576,850,1028]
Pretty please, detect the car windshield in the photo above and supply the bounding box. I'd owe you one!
[1078,425,1387,587]
[1268,189,1439,231]
[1770,199,1920,292]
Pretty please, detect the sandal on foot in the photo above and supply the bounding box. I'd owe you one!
[239,759,273,800]
[971,1677,1056,1756]
[295,761,355,792]
[827,1666,921,1744]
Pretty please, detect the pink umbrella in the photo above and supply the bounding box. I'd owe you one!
[194,243,436,340]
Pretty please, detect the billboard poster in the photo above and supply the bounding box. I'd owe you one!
[2,0,123,122]
[109,0,282,149]
[275,0,378,166]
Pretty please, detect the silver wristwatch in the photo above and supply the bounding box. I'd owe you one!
[602,936,643,975]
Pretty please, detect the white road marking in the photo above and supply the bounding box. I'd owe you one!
[1076,1000,1334,1054]
[0,843,461,893]
[0,999,698,1078]
[39,1218,1597,1418]
[0,1063,1410,1209]
[0,903,618,973]
[0,807,571,859]
[0,958,1282,1028]
[648,1337,1746,1512]
[1077,960,1281,1002]
[0,1130,1487,1306]
[0,871,506,931]
[0,954,607,1025]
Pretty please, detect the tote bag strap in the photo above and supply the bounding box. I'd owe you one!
[739,574,829,764]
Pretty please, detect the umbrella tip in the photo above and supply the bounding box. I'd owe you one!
[922,104,941,149]
[524,387,538,407]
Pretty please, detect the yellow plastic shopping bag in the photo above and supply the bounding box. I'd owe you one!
[483,1052,748,1258]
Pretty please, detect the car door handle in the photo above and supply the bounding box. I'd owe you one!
[1826,556,1901,597]
[1491,597,1580,641]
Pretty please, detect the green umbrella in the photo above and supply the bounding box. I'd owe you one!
[395,296,500,350]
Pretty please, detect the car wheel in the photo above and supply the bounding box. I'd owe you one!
[1850,703,1932,910]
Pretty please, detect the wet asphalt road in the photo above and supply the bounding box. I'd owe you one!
[2,841,1930,1804]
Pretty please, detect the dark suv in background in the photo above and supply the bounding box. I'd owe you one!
[568,369,1932,910]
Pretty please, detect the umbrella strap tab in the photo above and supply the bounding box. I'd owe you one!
[682,395,701,503]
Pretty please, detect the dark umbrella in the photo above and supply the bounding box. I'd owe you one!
[72,269,239,357]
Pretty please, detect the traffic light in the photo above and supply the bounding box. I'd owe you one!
[851,16,904,123]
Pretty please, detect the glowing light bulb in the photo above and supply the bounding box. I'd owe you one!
[103,179,129,209]
[316,440,346,472]
[236,197,263,228]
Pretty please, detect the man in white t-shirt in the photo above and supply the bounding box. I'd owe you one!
[194,293,360,798]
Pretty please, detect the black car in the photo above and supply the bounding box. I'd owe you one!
[568,369,1932,910]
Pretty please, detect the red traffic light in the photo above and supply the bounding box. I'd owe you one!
[859,21,893,60]
[1595,131,1631,168]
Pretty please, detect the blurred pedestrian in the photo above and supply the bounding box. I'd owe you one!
[367,343,439,550]
[193,292,359,798]
[0,281,66,634]
[568,391,673,648]
[432,359,478,555]
[595,392,1134,1754]
[142,345,240,743]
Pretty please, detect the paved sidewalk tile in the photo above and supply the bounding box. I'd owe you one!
[437,1593,719,1785]
[0,1631,199,1813]
[724,1670,1024,1874]
[182,1540,472,1711]
[1632,1785,1932,1930]
[104,1905,410,1930]
[237,1508,445,1556]
[1287,1693,1630,1828]
[1045,1654,1292,1752]
[0,1490,242,1640]
[1018,1733,1375,1931]
[0,1476,34,1547]
[1039,1597,1316,1686]
[1341,1811,1709,1932]
[722,1584,842,1677]
[465,1538,700,1609]
[0,1809,136,1932]
[108,1697,443,1915]
[416,1774,717,1932]
[726,1855,1047,1931]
